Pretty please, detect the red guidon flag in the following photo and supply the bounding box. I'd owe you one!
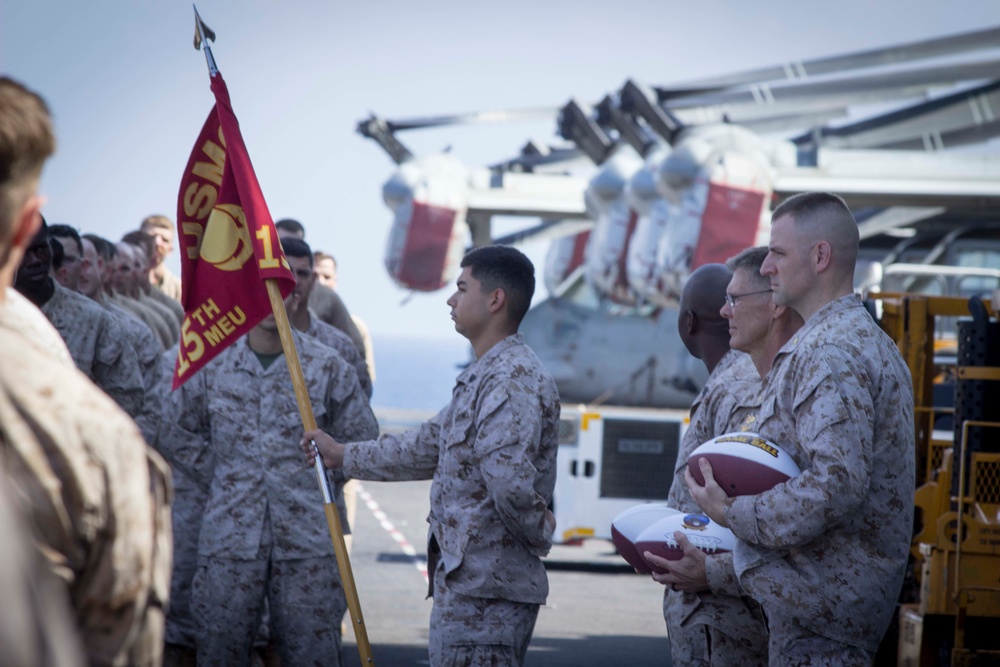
[173,73,295,388]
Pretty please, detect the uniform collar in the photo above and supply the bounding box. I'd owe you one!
[777,293,862,357]
[455,333,524,386]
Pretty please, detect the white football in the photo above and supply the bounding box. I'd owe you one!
[688,431,801,497]
[611,504,680,573]
[635,513,737,574]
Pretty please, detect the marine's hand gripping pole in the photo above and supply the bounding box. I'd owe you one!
[264,279,375,665]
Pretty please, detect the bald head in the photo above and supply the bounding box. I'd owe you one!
[681,264,732,325]
[678,263,733,371]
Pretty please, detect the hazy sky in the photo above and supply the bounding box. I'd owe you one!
[2,0,997,338]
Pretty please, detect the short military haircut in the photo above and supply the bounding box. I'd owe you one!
[121,230,155,260]
[50,236,64,269]
[725,246,770,291]
[48,223,82,254]
[27,213,51,255]
[771,191,860,265]
[314,250,336,268]
[83,233,116,260]
[139,214,173,232]
[280,236,313,267]
[275,218,305,237]
[460,244,535,326]
[0,77,55,236]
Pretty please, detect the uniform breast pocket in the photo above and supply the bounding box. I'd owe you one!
[444,413,474,450]
[754,394,792,453]
[756,394,777,429]
[207,411,260,469]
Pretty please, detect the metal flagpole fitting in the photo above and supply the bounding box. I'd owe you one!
[311,440,335,504]
[192,5,219,76]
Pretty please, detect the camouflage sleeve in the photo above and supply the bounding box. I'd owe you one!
[344,407,445,481]
[313,287,366,357]
[704,552,742,597]
[667,403,714,513]
[338,339,372,399]
[133,341,167,446]
[155,365,213,492]
[75,403,158,665]
[0,470,84,666]
[725,353,873,549]
[93,314,146,417]
[475,377,552,554]
[323,363,379,444]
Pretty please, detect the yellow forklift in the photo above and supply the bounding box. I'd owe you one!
[873,291,1000,666]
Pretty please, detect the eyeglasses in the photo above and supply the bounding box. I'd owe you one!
[724,289,772,308]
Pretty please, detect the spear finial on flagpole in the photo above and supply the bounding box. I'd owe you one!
[192,5,218,76]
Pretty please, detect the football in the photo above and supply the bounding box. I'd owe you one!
[635,513,737,573]
[687,432,801,497]
[611,504,680,573]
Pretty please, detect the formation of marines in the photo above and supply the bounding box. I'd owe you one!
[1,72,915,667]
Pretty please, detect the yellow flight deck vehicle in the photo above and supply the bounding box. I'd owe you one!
[871,285,1000,666]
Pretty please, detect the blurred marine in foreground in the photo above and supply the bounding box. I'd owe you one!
[0,75,171,666]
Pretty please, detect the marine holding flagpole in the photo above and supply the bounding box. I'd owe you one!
[154,8,379,665]
[304,244,561,666]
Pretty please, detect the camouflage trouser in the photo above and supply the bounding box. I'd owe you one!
[427,556,539,667]
[765,606,874,667]
[664,590,767,667]
[708,625,768,667]
[192,554,347,667]
[664,590,710,666]
[164,469,205,648]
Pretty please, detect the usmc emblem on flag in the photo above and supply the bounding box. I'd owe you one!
[199,203,254,271]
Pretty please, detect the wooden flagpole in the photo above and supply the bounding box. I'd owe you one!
[191,7,374,663]
[264,279,375,665]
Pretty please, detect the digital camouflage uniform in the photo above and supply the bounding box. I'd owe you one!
[104,303,164,444]
[303,310,372,560]
[343,333,560,666]
[5,287,73,364]
[0,302,171,667]
[306,308,373,398]
[41,281,146,417]
[138,291,182,344]
[111,292,175,349]
[308,283,366,357]
[664,349,767,666]
[162,332,378,667]
[147,284,185,325]
[107,303,164,387]
[724,295,915,664]
[0,467,84,667]
[155,266,182,303]
[153,345,208,652]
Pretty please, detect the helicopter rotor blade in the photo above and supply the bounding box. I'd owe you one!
[654,24,1000,101]
[665,59,1000,112]
[384,106,562,132]
[795,79,1000,150]
[356,114,414,164]
[490,143,586,173]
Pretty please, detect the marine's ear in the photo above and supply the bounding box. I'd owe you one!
[488,287,507,315]
[10,194,45,252]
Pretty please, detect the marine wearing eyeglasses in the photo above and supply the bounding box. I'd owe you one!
[719,251,801,378]
[723,288,771,309]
